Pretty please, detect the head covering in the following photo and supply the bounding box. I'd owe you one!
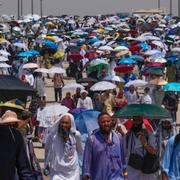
[0,111,21,124]
[80,89,88,95]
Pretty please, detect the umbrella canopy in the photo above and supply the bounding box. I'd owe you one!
[117,57,136,65]
[113,104,170,119]
[143,67,164,76]
[42,40,58,50]
[113,46,129,52]
[0,63,11,68]
[0,50,10,57]
[0,75,34,102]
[90,81,116,91]
[114,64,134,73]
[103,75,125,82]
[53,50,65,59]
[34,68,49,73]
[149,79,167,86]
[68,53,83,60]
[23,63,39,69]
[77,77,98,83]
[0,56,9,62]
[163,82,180,91]
[48,67,66,74]
[13,43,28,50]
[98,45,113,51]
[125,79,148,87]
[62,83,85,91]
[0,101,25,111]
[74,110,100,134]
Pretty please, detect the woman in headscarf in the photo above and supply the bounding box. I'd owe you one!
[44,113,82,180]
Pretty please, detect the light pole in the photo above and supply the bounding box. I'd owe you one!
[20,0,23,17]
[40,0,43,18]
[31,0,34,15]
[170,0,172,16]
[17,0,20,19]
[158,0,160,9]
[178,0,180,17]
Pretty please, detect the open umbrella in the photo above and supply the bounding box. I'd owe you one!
[48,67,66,74]
[77,77,98,83]
[113,104,170,119]
[163,82,180,91]
[0,63,11,68]
[23,63,39,69]
[125,79,147,87]
[13,43,28,50]
[53,51,65,59]
[103,75,125,82]
[90,81,116,91]
[149,79,167,86]
[117,57,136,65]
[0,50,10,57]
[74,110,100,134]
[0,56,9,62]
[98,45,113,51]
[114,64,134,73]
[0,75,34,102]
[34,68,49,73]
[62,83,85,91]
[68,53,83,60]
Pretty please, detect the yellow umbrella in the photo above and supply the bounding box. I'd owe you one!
[96,28,105,33]
[0,102,25,111]
[53,50,65,59]
[115,50,131,57]
[0,38,6,42]
[44,36,56,41]
[149,79,168,86]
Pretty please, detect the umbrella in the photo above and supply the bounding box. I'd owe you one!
[90,81,116,91]
[144,50,163,56]
[13,43,28,50]
[34,68,49,73]
[85,51,98,60]
[53,51,64,59]
[62,83,85,91]
[68,53,83,60]
[113,46,129,52]
[115,50,130,57]
[74,110,100,134]
[39,104,70,127]
[117,57,136,65]
[42,40,58,50]
[98,45,113,51]
[131,55,144,62]
[113,104,170,119]
[125,79,148,87]
[103,75,125,82]
[23,63,39,69]
[0,56,8,62]
[114,64,134,73]
[87,58,109,74]
[143,67,164,76]
[0,63,11,68]
[171,47,180,52]
[149,79,167,86]
[77,77,98,83]
[0,50,10,57]
[69,107,87,115]
[163,82,180,91]
[0,101,25,111]
[0,75,34,102]
[48,67,66,74]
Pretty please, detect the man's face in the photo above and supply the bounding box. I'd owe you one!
[60,115,71,132]
[81,92,87,99]
[99,114,112,134]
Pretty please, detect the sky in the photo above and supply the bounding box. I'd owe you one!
[0,0,178,17]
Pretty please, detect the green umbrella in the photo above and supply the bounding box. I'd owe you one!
[163,82,180,91]
[113,104,170,119]
[144,67,164,76]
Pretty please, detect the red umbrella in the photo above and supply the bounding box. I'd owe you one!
[85,51,98,60]
[129,29,138,35]
[123,119,154,132]
[114,64,134,73]
[68,53,83,60]
[145,62,164,68]
[129,45,142,53]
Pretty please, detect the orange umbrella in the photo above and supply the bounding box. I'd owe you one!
[149,78,167,86]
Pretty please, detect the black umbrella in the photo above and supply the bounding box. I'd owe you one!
[77,77,98,83]
[0,75,35,102]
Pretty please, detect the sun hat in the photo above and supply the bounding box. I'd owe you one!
[0,111,21,124]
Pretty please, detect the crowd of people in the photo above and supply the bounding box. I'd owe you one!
[0,12,179,180]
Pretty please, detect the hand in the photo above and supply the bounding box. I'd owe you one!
[138,132,148,146]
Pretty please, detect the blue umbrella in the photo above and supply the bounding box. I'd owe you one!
[28,50,40,56]
[131,55,144,61]
[16,50,40,58]
[42,40,58,50]
[117,57,136,65]
[138,42,150,51]
[74,110,100,134]
[163,82,180,91]
[167,56,180,61]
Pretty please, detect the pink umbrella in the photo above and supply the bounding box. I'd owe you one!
[22,63,39,69]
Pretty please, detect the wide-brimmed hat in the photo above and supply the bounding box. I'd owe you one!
[0,111,21,124]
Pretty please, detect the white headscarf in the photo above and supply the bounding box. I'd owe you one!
[45,113,82,179]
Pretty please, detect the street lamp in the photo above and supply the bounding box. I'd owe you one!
[158,0,160,9]
[178,0,180,17]
[20,0,23,17]
[40,0,43,18]
[170,0,172,16]
[31,0,34,15]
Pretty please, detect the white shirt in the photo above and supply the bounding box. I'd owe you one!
[77,96,93,109]
[141,94,152,104]
[126,91,139,104]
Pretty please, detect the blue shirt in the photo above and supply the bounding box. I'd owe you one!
[82,130,125,180]
[161,135,180,180]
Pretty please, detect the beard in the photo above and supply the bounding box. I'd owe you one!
[58,127,70,141]
[99,125,112,135]
[132,123,143,133]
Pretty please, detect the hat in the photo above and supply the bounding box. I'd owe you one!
[0,111,21,124]
[80,90,88,95]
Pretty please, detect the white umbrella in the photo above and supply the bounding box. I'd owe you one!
[48,67,66,74]
[0,50,10,57]
[92,40,106,47]
[151,41,166,49]
[23,63,39,69]
[113,46,129,52]
[153,57,167,63]
[62,83,85,91]
[13,26,21,32]
[144,50,162,56]
[13,43,28,50]
[0,56,8,62]
[125,80,148,87]
[171,47,180,52]
[98,45,113,51]
[90,81,116,91]
[0,63,11,68]
[34,68,49,73]
[103,75,125,82]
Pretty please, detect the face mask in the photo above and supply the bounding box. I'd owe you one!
[132,122,143,133]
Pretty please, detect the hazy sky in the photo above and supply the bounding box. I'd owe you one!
[0,0,178,17]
